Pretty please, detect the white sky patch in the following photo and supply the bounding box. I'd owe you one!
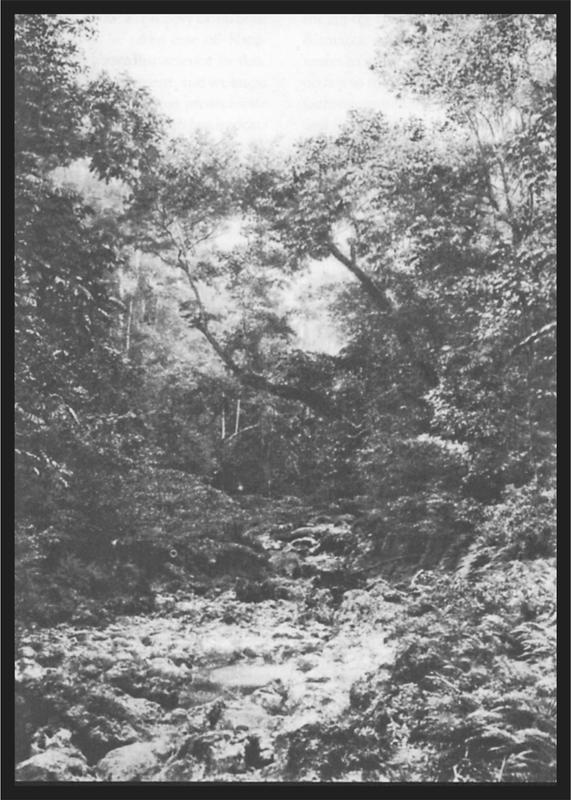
[81,14,416,147]
[77,14,426,356]
[283,257,349,355]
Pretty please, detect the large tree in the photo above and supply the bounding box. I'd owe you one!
[15,14,167,619]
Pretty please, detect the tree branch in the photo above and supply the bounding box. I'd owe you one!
[327,239,392,312]
[194,317,337,415]
[327,239,437,386]
[511,321,556,355]
[176,254,338,416]
[225,421,259,443]
[463,111,522,242]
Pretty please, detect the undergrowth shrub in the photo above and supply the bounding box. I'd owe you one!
[369,560,556,781]
[457,481,556,574]
[16,466,295,626]
[355,434,479,569]
[279,558,556,783]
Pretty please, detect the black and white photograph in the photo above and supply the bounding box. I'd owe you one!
[9,7,564,790]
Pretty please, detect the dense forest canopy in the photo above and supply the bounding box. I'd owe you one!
[14,13,557,784]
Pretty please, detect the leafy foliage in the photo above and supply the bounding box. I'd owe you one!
[378,561,556,781]
[14,14,166,623]
[288,560,556,783]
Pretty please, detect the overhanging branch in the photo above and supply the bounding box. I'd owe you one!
[327,238,437,386]
[193,318,337,416]
[178,258,337,417]
[327,239,392,312]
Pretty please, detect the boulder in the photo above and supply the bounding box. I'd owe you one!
[268,551,302,579]
[217,701,271,732]
[244,732,275,768]
[207,662,294,692]
[235,578,274,603]
[270,623,304,640]
[200,733,246,774]
[281,710,321,734]
[65,711,140,764]
[250,686,286,714]
[287,537,319,553]
[81,686,163,726]
[30,727,75,756]
[147,657,191,681]
[96,739,171,782]
[58,686,164,763]
[103,662,180,708]
[153,594,176,612]
[178,686,224,709]
[195,632,245,663]
[172,599,198,616]
[276,495,304,507]
[266,523,294,538]
[316,529,354,555]
[296,656,318,673]
[16,747,92,782]
[271,525,330,542]
[163,708,191,725]
[213,543,266,577]
[156,759,208,781]
[15,659,47,685]
[333,514,356,524]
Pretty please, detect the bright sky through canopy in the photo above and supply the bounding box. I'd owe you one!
[81,14,404,147]
[79,14,417,355]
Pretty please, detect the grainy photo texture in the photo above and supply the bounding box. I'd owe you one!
[14,12,557,784]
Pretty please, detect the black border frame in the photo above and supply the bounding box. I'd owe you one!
[3,3,569,798]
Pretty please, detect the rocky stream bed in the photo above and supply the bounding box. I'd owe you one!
[15,515,407,782]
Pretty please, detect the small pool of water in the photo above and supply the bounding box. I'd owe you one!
[207,662,295,691]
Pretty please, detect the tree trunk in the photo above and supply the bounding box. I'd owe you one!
[234,397,241,436]
[124,299,133,355]
[221,393,226,439]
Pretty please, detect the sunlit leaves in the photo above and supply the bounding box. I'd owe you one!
[373,14,556,122]
[84,73,166,185]
[15,14,95,175]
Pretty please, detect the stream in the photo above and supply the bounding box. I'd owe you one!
[15,517,403,782]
